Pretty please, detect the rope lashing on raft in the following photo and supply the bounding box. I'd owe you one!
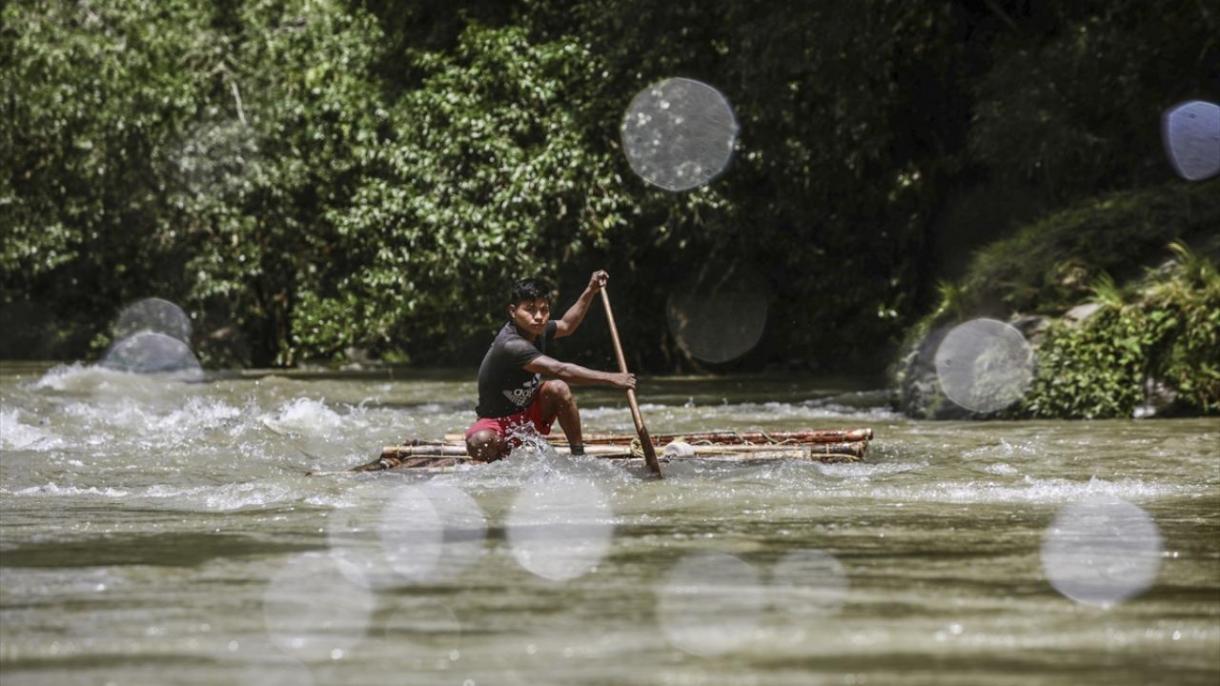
[630,437,644,459]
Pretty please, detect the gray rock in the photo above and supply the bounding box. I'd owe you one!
[1064,303,1102,325]
[893,323,974,420]
[100,330,202,377]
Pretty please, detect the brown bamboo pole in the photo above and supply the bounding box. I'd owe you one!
[565,428,875,446]
[599,288,663,477]
[353,449,868,473]
[378,440,865,462]
[441,428,875,446]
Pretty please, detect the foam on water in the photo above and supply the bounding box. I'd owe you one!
[0,408,63,450]
[860,475,1190,505]
[982,463,1019,476]
[204,482,296,511]
[59,396,243,442]
[32,362,142,392]
[263,398,345,436]
[640,453,1196,509]
[10,483,132,498]
[1,480,306,512]
[810,460,929,480]
[444,439,637,493]
[961,438,1040,460]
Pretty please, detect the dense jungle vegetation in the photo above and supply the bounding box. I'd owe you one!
[3,0,1217,376]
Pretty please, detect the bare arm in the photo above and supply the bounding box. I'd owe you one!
[525,354,636,389]
[554,270,608,338]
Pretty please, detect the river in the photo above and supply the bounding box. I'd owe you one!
[1,362,1217,685]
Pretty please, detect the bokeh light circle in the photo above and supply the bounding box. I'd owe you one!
[1162,100,1220,181]
[114,297,193,343]
[373,597,463,660]
[770,549,849,618]
[262,552,376,659]
[379,483,487,583]
[1040,497,1163,607]
[418,483,488,579]
[666,268,768,364]
[506,477,613,582]
[172,119,260,198]
[621,77,738,191]
[656,553,765,656]
[327,504,395,589]
[934,319,1034,413]
[100,330,203,376]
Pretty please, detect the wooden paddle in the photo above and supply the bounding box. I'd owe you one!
[599,288,663,477]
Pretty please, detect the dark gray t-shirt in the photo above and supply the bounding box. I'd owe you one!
[476,320,557,418]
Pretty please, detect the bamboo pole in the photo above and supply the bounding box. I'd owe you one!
[441,428,874,446]
[564,428,875,446]
[367,440,866,470]
[599,288,662,478]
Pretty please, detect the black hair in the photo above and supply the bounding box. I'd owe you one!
[509,277,553,306]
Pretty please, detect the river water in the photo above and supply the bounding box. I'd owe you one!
[1,363,1217,685]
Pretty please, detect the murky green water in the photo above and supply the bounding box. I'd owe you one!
[1,363,1217,685]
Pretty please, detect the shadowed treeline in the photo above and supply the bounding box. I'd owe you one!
[3,0,1216,370]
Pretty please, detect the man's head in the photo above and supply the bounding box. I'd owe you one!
[508,277,553,338]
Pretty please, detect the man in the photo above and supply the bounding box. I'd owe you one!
[465,270,636,461]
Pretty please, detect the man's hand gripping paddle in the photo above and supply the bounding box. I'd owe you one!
[599,288,663,478]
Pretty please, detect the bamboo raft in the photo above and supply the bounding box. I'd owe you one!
[345,428,874,473]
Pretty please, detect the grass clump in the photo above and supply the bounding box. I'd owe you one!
[1024,241,1219,418]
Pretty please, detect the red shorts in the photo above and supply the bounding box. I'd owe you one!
[465,387,554,450]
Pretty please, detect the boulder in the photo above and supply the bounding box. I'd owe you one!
[1063,303,1102,325]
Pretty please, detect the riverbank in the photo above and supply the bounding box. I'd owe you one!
[893,181,1220,420]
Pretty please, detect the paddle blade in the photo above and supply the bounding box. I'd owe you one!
[637,425,663,478]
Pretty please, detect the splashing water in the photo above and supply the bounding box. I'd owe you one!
[1,366,1216,684]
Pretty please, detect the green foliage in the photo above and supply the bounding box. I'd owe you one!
[175,0,388,365]
[1023,244,1220,418]
[1150,243,1220,413]
[1025,307,1163,419]
[2,0,1217,373]
[969,2,1217,202]
[293,24,637,363]
[2,0,217,352]
[522,0,979,368]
